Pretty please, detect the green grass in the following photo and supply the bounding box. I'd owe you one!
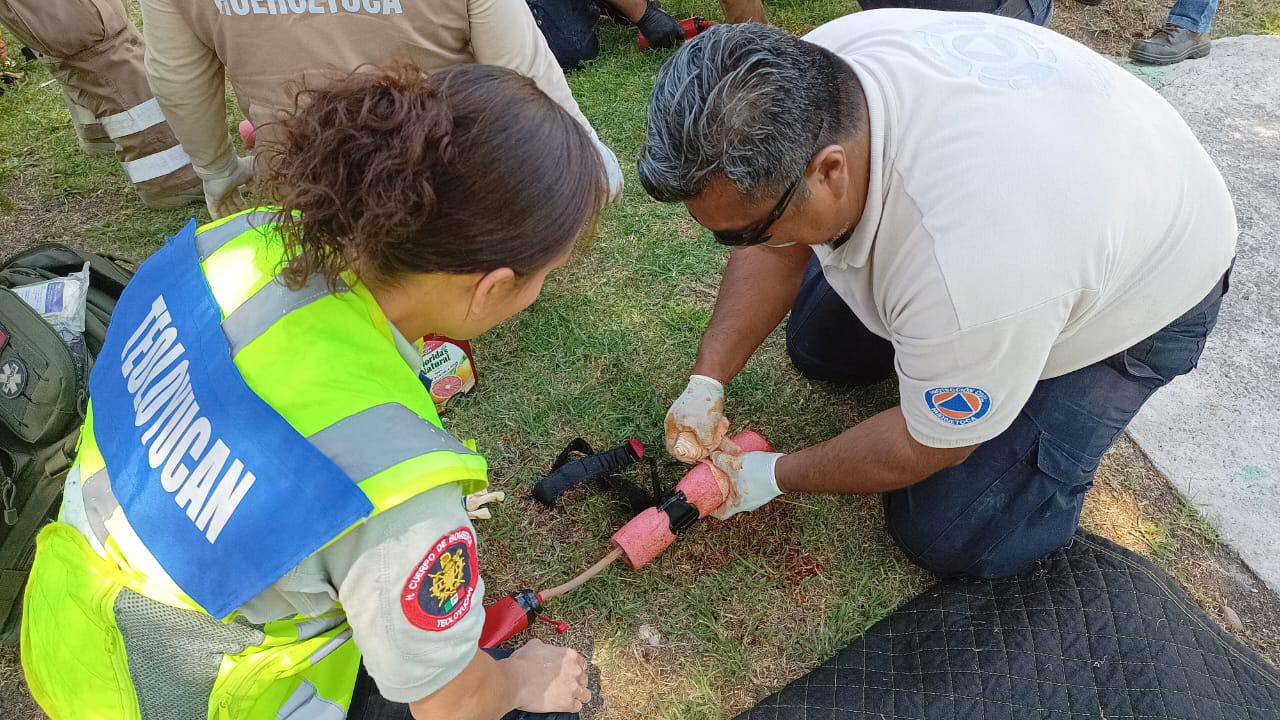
[1,9,920,716]
[0,65,118,203]
[420,14,929,718]
[1140,499,1225,562]
[0,1,1258,715]
[1163,500,1226,547]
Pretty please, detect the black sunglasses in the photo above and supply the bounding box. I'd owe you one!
[710,172,805,247]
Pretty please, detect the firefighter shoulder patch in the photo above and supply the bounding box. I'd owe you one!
[400,526,479,632]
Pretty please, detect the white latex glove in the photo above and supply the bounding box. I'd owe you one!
[464,490,505,521]
[709,450,785,520]
[665,374,730,463]
[196,155,254,219]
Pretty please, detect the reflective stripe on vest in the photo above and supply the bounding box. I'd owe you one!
[277,680,346,720]
[223,273,343,355]
[80,209,487,617]
[81,468,113,547]
[82,402,476,544]
[27,209,485,720]
[196,210,278,261]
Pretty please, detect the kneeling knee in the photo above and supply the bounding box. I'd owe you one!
[898,538,1046,580]
[886,508,1067,580]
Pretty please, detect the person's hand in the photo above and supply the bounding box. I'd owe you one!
[637,3,684,49]
[464,490,505,520]
[665,375,730,463]
[709,450,785,520]
[197,155,254,219]
[508,639,591,713]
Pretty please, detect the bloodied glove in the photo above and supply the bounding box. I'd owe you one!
[708,450,785,520]
[665,374,730,463]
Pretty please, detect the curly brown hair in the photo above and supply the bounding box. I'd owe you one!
[265,64,607,289]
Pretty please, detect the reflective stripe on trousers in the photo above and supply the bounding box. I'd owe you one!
[64,96,168,140]
[99,98,167,140]
[122,144,194,184]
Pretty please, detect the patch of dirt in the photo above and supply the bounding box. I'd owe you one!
[2,3,1277,717]
[1084,435,1280,666]
[0,180,123,258]
[670,501,802,578]
[0,649,36,720]
[1049,0,1276,57]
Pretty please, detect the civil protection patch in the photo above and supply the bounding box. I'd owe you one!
[401,526,479,632]
[925,387,991,426]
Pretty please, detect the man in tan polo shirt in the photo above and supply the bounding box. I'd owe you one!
[642,15,1235,579]
[138,0,624,218]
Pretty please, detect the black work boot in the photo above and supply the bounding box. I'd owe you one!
[1129,23,1211,65]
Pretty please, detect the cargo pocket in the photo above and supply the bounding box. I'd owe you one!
[1111,300,1217,387]
[1113,340,1196,386]
[1025,432,1096,552]
[20,523,140,720]
[1034,431,1097,491]
[968,431,1096,579]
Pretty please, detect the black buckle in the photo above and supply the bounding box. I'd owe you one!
[513,589,542,623]
[657,491,700,533]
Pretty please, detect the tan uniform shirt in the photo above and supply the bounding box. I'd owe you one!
[137,0,622,194]
[61,324,488,703]
[805,10,1237,448]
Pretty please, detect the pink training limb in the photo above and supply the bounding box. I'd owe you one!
[611,431,772,570]
[611,507,674,571]
[677,430,770,515]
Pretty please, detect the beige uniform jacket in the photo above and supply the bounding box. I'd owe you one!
[138,0,622,194]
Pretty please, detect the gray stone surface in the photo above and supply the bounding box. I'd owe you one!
[1118,36,1280,593]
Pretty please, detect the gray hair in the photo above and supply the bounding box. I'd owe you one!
[638,23,862,203]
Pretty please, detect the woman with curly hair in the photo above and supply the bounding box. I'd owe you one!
[21,64,605,720]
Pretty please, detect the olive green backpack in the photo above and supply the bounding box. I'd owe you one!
[0,244,134,645]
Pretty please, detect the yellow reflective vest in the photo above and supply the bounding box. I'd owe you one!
[21,209,488,719]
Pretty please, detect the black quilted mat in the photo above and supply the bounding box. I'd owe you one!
[739,533,1280,720]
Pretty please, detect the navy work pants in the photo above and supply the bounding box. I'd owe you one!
[1168,0,1219,33]
[786,258,1229,579]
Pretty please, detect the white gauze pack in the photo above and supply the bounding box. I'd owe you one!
[12,262,91,343]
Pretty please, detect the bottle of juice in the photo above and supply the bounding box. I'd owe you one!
[419,335,477,410]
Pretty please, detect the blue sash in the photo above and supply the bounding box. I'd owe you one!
[90,220,373,618]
